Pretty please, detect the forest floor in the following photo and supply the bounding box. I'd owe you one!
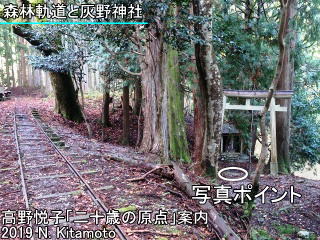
[0,88,319,240]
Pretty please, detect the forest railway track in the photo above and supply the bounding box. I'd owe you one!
[0,112,28,210]
[13,107,129,240]
[13,112,35,240]
[1,97,245,239]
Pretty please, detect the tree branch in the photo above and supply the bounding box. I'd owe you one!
[130,49,145,56]
[101,42,142,76]
[116,61,142,76]
[0,2,57,57]
[10,26,57,56]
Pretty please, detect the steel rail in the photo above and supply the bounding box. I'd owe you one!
[13,106,35,240]
[32,114,129,240]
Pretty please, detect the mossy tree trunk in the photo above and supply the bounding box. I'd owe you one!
[139,10,190,163]
[164,45,191,163]
[163,6,191,163]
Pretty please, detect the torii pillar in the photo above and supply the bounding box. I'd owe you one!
[269,97,278,176]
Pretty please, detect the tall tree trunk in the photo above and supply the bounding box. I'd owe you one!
[3,28,11,87]
[133,79,142,115]
[139,23,166,156]
[193,88,206,168]
[27,64,33,87]
[250,122,258,157]
[11,64,15,88]
[50,72,84,122]
[276,0,297,174]
[45,71,51,94]
[102,75,111,127]
[192,0,223,177]
[139,8,191,163]
[10,30,16,88]
[19,38,27,87]
[245,0,251,28]
[122,85,130,145]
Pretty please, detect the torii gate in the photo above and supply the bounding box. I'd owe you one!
[221,90,294,176]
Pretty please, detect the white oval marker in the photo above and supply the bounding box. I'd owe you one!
[218,167,248,182]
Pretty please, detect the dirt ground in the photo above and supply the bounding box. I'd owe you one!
[0,91,319,239]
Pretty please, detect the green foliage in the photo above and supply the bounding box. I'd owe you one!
[28,50,80,73]
[212,2,278,90]
[291,95,320,165]
[27,25,90,73]
[297,1,320,46]
[89,41,140,83]
[291,56,320,167]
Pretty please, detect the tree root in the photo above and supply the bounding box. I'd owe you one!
[172,162,241,240]
[127,166,163,182]
[106,155,241,240]
[156,183,184,198]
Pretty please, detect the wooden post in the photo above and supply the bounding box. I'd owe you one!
[270,97,278,176]
[222,95,227,126]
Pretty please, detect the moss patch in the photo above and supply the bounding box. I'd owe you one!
[275,224,299,235]
[117,205,137,213]
[251,228,274,240]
